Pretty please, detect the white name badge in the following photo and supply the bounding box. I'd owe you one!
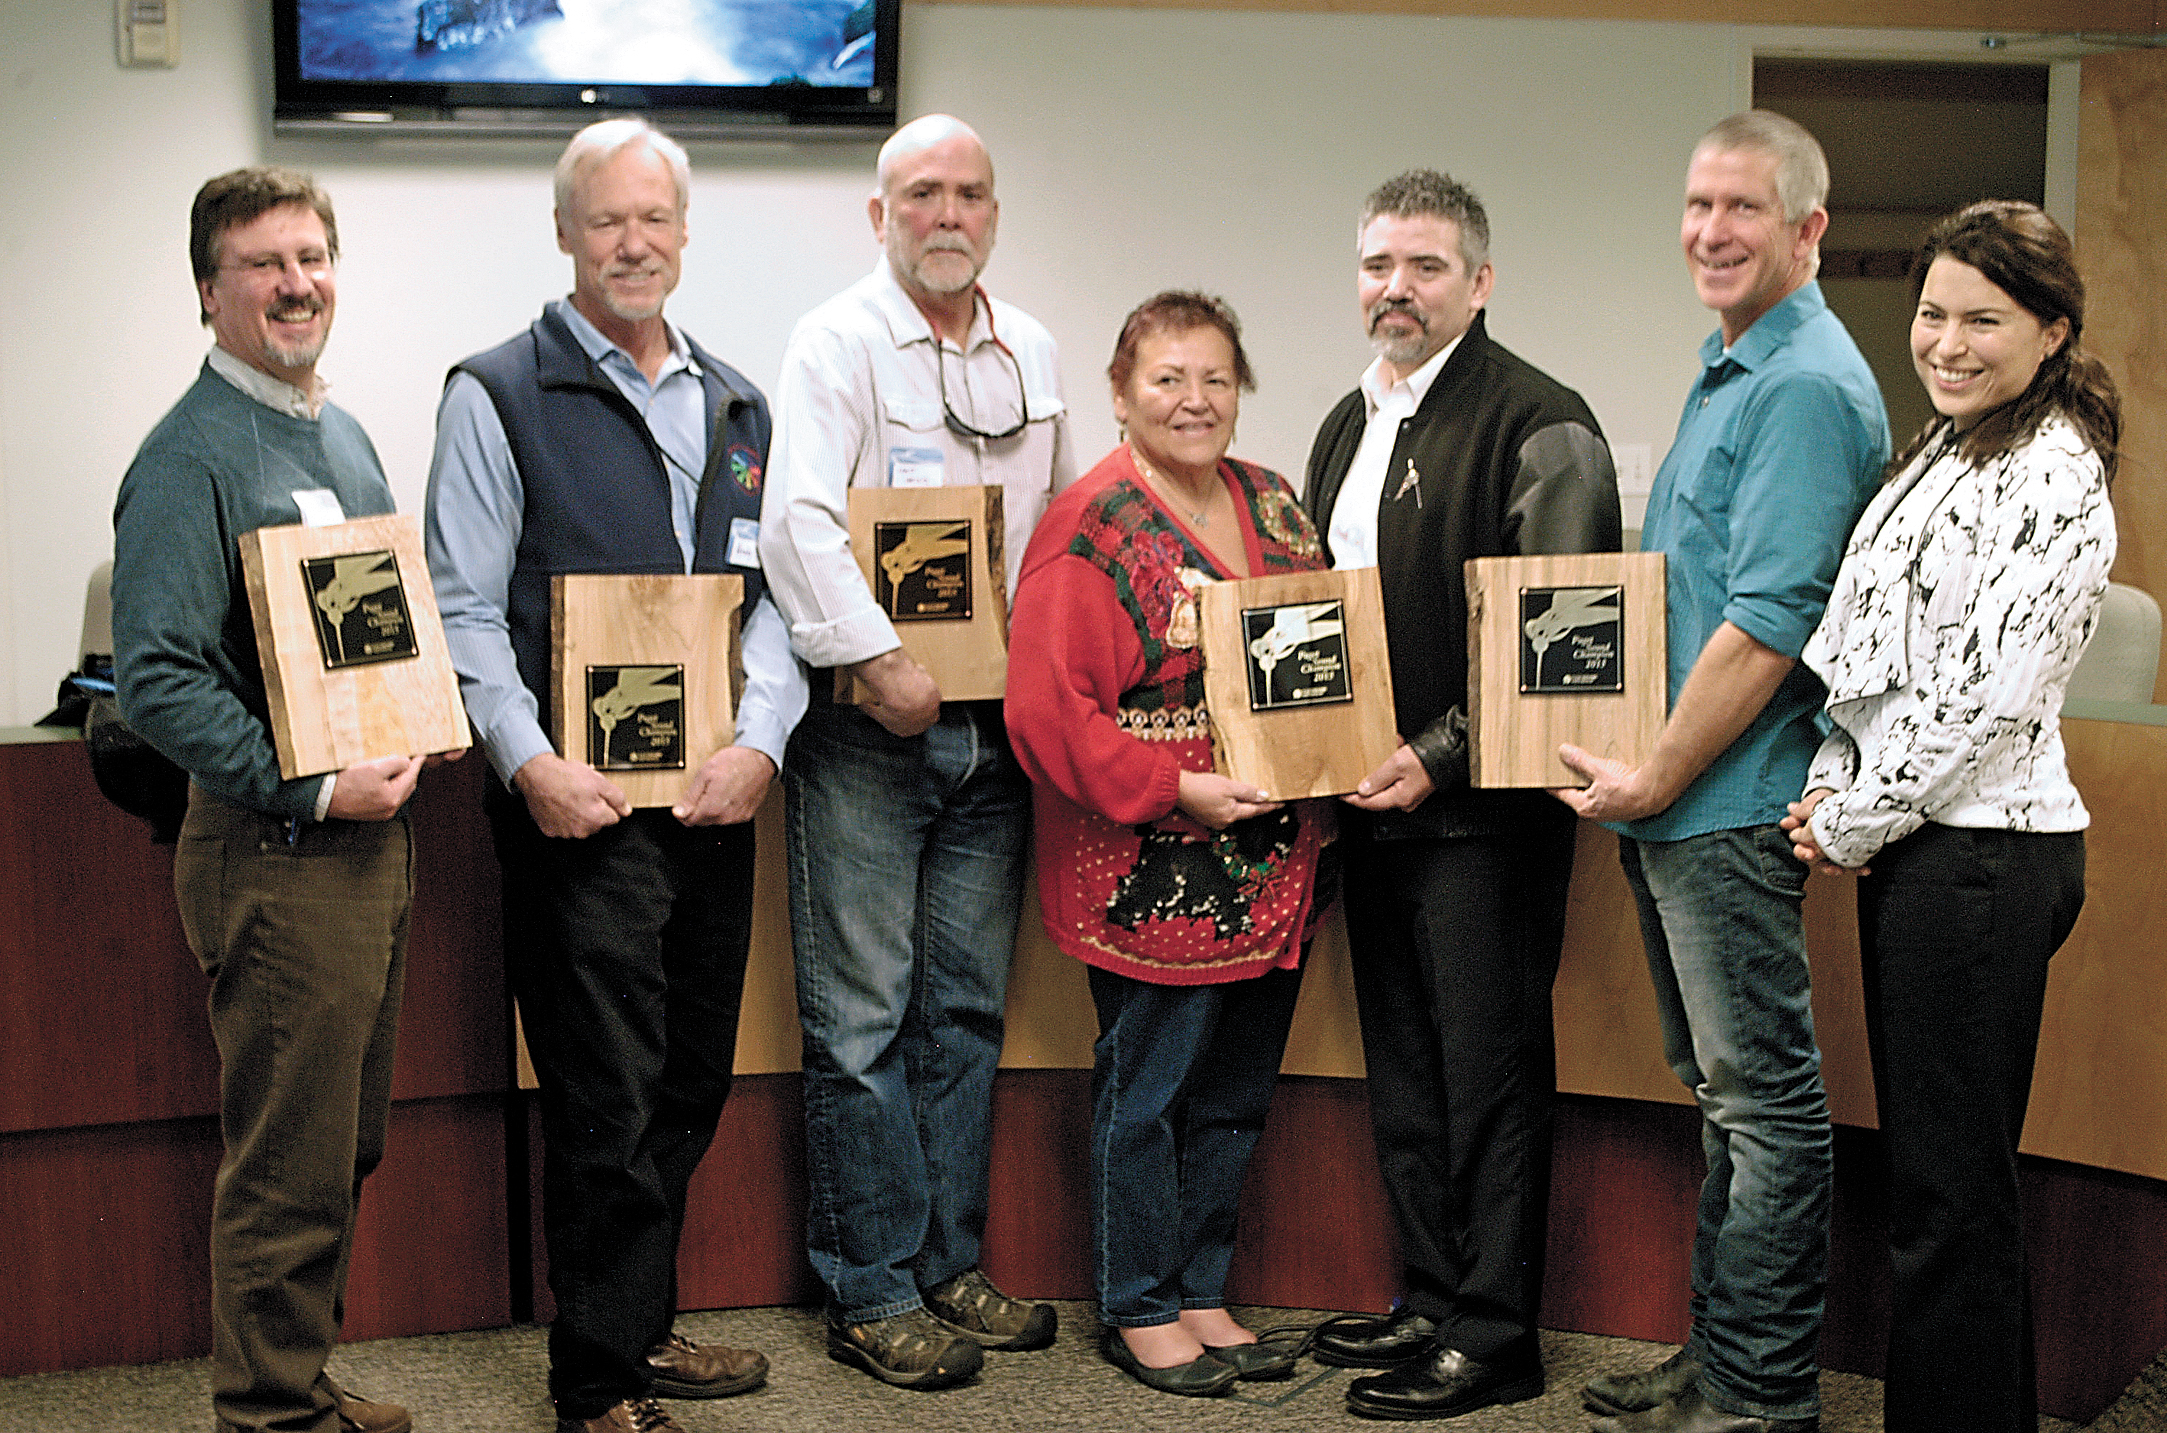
[889,447,944,489]
[291,489,347,527]
[726,517,762,569]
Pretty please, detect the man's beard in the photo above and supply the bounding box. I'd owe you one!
[264,300,329,371]
[1367,301,1431,368]
[894,230,984,296]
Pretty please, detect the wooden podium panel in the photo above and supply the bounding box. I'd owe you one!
[838,485,1009,703]
[551,573,743,809]
[1197,566,1398,800]
[1466,551,1666,788]
[238,514,468,779]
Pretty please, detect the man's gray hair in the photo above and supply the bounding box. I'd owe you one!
[873,113,989,197]
[554,118,692,219]
[1359,170,1490,272]
[1693,110,1829,224]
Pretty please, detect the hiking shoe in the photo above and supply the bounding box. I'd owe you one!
[923,1267,1058,1351]
[826,1307,985,1389]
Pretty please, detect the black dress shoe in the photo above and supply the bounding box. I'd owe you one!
[1346,1345,1543,1421]
[1588,1385,1817,1433]
[1584,1347,1700,1415]
[1098,1327,1239,1397]
[1312,1308,1439,1368]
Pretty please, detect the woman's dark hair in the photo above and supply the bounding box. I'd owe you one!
[1106,291,1256,395]
[1893,199,2119,483]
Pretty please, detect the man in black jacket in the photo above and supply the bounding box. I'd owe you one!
[1304,169,1619,1422]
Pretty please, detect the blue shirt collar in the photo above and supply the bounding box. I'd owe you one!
[547,296,699,386]
[1699,280,1829,374]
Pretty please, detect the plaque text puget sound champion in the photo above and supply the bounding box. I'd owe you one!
[585,664,687,772]
[302,550,419,670]
[874,519,973,622]
[1241,599,1354,711]
[1518,584,1624,694]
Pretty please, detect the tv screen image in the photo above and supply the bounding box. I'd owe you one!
[297,0,877,87]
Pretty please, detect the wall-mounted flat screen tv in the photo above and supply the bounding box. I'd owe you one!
[274,0,897,139]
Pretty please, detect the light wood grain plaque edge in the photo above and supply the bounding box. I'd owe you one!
[837,485,1009,703]
[550,573,744,809]
[237,513,470,780]
[1196,566,1399,801]
[1466,551,1666,789]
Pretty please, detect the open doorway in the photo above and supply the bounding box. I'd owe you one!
[1753,58,2051,451]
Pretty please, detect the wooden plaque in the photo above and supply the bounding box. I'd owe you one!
[551,573,744,809]
[238,513,469,780]
[837,485,1009,703]
[1196,566,1399,801]
[1466,551,1667,788]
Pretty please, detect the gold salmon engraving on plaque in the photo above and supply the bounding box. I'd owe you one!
[302,550,420,670]
[874,520,973,621]
[585,664,687,771]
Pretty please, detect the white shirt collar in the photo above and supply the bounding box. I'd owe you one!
[1359,329,1463,419]
[869,256,993,353]
[208,344,327,420]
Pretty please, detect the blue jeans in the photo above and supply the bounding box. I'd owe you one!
[1619,826,1830,1422]
[784,699,1029,1322]
[1086,964,1301,1327]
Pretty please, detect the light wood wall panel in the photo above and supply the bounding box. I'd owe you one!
[2078,48,2167,704]
[2024,717,2167,1176]
[920,0,2159,37]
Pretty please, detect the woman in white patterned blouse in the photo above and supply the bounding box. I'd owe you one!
[1782,200,2120,1433]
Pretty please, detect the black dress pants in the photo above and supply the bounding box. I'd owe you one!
[1858,822,2085,1433]
[1340,808,1578,1362]
[490,790,757,1419]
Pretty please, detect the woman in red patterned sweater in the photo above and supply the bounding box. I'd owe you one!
[1006,292,1331,1398]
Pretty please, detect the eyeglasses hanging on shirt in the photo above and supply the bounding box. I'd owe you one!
[935,286,1032,441]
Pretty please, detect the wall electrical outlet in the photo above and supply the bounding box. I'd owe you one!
[117,0,178,68]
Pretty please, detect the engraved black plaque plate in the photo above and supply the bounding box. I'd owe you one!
[585,665,687,771]
[1241,600,1354,711]
[1519,585,1624,694]
[303,550,419,670]
[874,520,973,622]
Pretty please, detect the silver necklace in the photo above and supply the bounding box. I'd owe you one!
[1131,444,1213,528]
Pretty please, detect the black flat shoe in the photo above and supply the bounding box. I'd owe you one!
[1203,1338,1298,1380]
[1099,1327,1239,1397]
[1346,1345,1543,1421]
[1313,1308,1439,1369]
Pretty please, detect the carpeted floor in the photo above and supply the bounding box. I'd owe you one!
[0,1305,2098,1433]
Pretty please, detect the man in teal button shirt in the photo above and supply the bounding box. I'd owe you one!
[1556,111,1888,1433]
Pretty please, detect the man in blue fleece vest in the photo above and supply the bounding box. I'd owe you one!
[112,166,436,1433]
[425,119,807,1433]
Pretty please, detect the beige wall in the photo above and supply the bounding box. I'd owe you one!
[0,1,2087,722]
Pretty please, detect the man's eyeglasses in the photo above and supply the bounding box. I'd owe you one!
[936,291,1031,441]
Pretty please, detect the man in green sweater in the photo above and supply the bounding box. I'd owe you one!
[111,167,438,1433]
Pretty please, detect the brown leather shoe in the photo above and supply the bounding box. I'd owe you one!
[556,1397,686,1433]
[645,1330,769,1398]
[331,1385,412,1433]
